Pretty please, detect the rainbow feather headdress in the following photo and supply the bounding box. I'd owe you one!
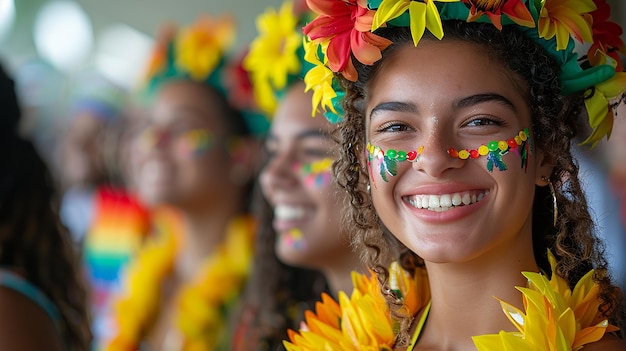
[244,0,345,123]
[140,15,269,136]
[302,0,626,146]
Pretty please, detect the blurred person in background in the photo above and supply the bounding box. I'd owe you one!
[229,2,365,350]
[55,72,152,350]
[0,61,91,350]
[104,15,264,351]
[59,73,128,243]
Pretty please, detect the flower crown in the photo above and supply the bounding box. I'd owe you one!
[244,0,345,123]
[141,15,235,97]
[139,15,269,136]
[302,0,626,146]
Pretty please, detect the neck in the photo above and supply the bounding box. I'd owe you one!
[416,231,538,350]
[321,254,364,298]
[175,198,242,282]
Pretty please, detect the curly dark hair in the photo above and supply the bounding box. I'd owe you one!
[333,20,625,345]
[228,182,328,351]
[0,136,92,350]
[0,63,91,350]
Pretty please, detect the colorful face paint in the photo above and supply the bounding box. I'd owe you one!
[137,128,214,158]
[366,142,423,182]
[281,228,306,250]
[447,128,533,172]
[294,157,333,188]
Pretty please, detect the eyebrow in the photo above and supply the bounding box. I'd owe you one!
[369,101,417,120]
[368,93,518,121]
[454,93,517,112]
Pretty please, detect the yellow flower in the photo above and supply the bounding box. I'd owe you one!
[372,0,460,46]
[581,72,626,147]
[473,251,618,350]
[175,15,235,81]
[284,264,429,350]
[303,38,338,117]
[244,1,302,115]
[538,0,596,50]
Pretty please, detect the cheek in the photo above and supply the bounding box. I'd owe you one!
[296,158,334,188]
[276,229,308,254]
[301,170,332,189]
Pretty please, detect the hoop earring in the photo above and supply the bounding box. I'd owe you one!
[541,176,557,227]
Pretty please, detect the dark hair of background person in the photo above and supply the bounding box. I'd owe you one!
[229,181,328,351]
[333,21,625,342]
[0,62,92,350]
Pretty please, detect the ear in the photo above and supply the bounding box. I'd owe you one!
[535,148,555,186]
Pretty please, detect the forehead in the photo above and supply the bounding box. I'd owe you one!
[149,80,226,129]
[366,40,528,114]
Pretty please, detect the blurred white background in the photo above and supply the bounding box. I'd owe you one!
[0,0,284,88]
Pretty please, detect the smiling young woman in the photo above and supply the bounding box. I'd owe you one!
[285,0,626,350]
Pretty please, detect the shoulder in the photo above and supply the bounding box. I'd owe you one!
[0,287,64,351]
[582,334,626,351]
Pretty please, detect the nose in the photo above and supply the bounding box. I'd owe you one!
[260,151,299,193]
[412,130,465,178]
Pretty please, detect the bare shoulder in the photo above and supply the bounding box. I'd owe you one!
[582,334,626,351]
[0,287,64,351]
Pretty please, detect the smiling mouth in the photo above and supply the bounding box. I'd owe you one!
[404,190,489,212]
[274,204,309,220]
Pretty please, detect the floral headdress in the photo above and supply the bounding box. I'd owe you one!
[302,0,626,146]
[244,0,345,123]
[139,15,269,136]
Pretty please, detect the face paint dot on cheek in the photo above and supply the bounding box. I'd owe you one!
[175,129,214,158]
[448,128,533,173]
[366,142,423,183]
[282,228,306,250]
[298,158,334,188]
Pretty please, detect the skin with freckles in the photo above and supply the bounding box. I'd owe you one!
[366,41,552,268]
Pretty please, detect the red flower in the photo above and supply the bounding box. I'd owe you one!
[303,0,392,81]
[463,0,534,30]
[588,0,625,71]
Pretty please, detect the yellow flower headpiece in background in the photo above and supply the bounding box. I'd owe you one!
[140,15,235,98]
[302,0,626,145]
[244,0,346,123]
[244,1,304,116]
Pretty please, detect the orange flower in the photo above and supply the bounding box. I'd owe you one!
[303,0,392,81]
[538,0,595,51]
[463,0,535,30]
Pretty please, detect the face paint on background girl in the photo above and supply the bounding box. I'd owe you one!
[280,228,307,251]
[137,127,214,158]
[293,157,333,188]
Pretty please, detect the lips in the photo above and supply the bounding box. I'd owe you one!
[403,190,489,212]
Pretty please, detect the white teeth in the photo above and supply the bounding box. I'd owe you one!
[462,193,471,205]
[429,195,440,208]
[275,205,306,220]
[440,194,452,207]
[452,193,462,206]
[406,191,488,212]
